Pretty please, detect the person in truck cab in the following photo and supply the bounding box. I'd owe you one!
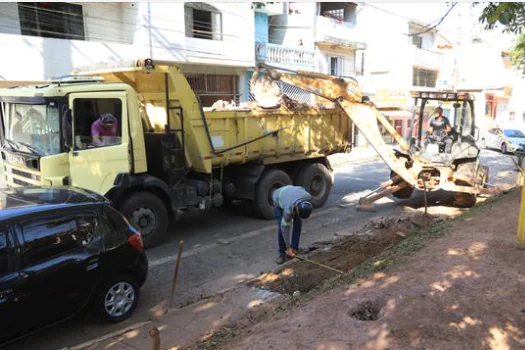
[423,107,453,153]
[272,185,313,265]
[91,113,119,147]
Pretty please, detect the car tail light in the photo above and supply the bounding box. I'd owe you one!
[128,232,144,251]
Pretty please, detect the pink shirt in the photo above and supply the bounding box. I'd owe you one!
[91,118,119,137]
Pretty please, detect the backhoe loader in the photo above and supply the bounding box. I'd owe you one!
[256,64,490,209]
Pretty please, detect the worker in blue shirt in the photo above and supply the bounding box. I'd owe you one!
[272,185,313,265]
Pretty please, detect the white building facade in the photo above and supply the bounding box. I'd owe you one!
[0,2,255,106]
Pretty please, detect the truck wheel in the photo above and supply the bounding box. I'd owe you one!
[120,192,169,248]
[390,171,414,199]
[253,169,292,219]
[295,163,332,208]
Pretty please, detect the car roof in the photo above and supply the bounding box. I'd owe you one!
[0,186,107,221]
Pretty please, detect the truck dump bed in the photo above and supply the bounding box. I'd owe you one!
[84,62,352,174]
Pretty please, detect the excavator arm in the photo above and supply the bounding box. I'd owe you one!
[256,64,419,190]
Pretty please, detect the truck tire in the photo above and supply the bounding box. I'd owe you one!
[253,169,292,219]
[119,192,169,248]
[390,171,414,199]
[295,163,332,208]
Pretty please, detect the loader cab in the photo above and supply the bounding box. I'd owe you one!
[408,91,479,164]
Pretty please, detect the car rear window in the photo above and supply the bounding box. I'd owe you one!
[104,205,130,232]
[100,205,130,249]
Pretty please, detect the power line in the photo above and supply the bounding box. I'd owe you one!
[408,3,458,36]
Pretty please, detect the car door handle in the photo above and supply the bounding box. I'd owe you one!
[0,289,13,304]
[86,257,100,271]
[72,151,79,157]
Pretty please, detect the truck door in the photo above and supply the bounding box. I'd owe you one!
[68,93,130,195]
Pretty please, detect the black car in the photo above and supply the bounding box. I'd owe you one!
[0,187,148,346]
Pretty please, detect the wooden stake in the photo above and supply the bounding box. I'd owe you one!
[149,327,160,350]
[169,240,184,309]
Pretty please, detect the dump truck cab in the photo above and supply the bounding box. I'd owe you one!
[0,77,142,192]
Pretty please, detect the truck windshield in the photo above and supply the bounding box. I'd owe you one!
[1,102,61,156]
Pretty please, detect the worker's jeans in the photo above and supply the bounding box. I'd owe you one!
[274,206,302,256]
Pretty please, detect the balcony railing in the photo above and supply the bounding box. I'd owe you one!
[314,15,366,50]
[255,42,315,70]
[414,48,443,69]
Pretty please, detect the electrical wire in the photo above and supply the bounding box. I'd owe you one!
[408,3,458,37]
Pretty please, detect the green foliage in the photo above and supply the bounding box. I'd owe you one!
[510,34,525,75]
[478,2,525,34]
[251,2,275,10]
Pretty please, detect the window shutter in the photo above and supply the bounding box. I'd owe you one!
[185,7,193,37]
[211,12,222,40]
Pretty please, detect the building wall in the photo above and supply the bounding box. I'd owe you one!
[255,12,269,43]
[0,2,255,81]
[268,2,316,49]
[315,45,356,76]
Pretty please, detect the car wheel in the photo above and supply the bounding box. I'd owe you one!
[95,274,140,323]
[501,143,508,154]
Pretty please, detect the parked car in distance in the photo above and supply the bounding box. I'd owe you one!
[480,127,525,154]
[0,187,148,346]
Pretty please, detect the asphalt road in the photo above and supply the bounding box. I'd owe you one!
[4,149,518,350]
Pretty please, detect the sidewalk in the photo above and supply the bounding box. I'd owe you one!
[66,285,283,350]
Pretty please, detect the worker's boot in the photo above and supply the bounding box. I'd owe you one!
[275,254,289,265]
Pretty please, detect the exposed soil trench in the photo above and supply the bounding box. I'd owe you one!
[249,214,431,295]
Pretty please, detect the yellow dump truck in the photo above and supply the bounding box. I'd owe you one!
[0,59,352,247]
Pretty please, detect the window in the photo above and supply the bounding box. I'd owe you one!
[22,218,78,265]
[185,3,222,40]
[18,2,85,40]
[412,35,423,49]
[319,3,356,25]
[22,216,97,266]
[186,74,239,106]
[329,56,343,76]
[100,206,129,249]
[0,231,8,275]
[72,98,122,149]
[412,68,438,88]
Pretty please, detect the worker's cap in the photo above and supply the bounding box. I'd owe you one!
[101,113,116,124]
[297,200,313,219]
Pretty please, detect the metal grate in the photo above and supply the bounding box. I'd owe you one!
[249,81,314,105]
